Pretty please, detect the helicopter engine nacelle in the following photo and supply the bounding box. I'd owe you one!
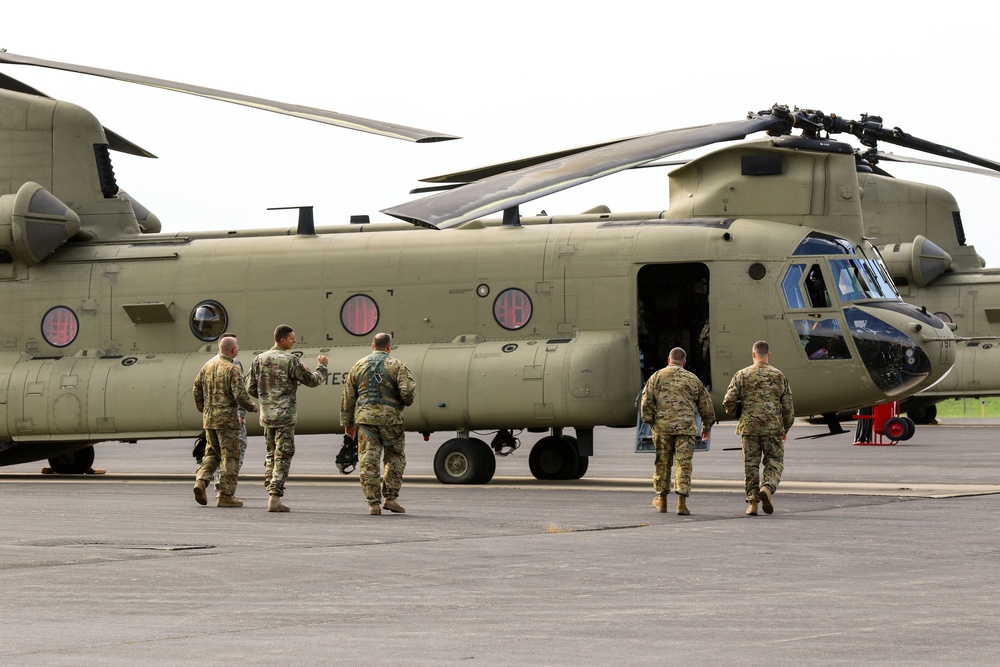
[880,235,952,288]
[0,181,80,267]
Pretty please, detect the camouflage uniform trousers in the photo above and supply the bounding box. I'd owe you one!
[357,424,406,507]
[213,420,247,492]
[196,428,242,497]
[741,434,785,502]
[263,425,296,497]
[653,433,696,497]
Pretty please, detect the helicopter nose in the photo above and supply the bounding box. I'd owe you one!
[844,303,956,397]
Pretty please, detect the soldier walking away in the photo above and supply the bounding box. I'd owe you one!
[211,332,249,499]
[246,324,328,512]
[640,347,715,515]
[193,335,258,507]
[723,340,794,516]
[341,333,416,515]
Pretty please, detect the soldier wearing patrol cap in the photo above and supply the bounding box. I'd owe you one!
[640,347,715,515]
[341,333,416,515]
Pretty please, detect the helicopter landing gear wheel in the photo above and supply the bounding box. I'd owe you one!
[907,404,937,425]
[47,445,95,474]
[562,435,590,480]
[433,438,495,484]
[528,436,579,480]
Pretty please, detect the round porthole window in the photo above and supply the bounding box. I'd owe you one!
[493,288,532,331]
[341,294,379,336]
[42,306,79,347]
[190,301,228,341]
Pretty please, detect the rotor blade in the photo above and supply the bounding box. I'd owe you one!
[846,118,1000,173]
[872,151,1000,179]
[418,136,647,184]
[382,115,785,229]
[0,51,459,143]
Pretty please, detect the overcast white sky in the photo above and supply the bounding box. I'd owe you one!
[5,2,999,262]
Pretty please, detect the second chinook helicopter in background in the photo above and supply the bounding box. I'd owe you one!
[841,140,1000,424]
[0,53,962,483]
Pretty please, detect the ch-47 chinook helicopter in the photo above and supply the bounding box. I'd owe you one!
[833,140,1000,425]
[0,52,958,483]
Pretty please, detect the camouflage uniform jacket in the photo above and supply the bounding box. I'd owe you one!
[340,351,416,427]
[640,364,716,435]
[723,361,794,435]
[246,345,329,427]
[194,354,257,430]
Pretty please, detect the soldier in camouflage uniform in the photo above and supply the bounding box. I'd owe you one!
[341,333,416,515]
[193,335,258,507]
[723,340,794,516]
[211,332,249,498]
[246,324,329,512]
[640,347,715,515]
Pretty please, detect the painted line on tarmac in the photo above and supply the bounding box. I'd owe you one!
[1,472,997,498]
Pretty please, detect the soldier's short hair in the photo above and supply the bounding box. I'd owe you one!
[219,336,238,355]
[753,340,770,356]
[274,324,294,342]
[220,332,237,340]
[373,332,391,350]
[668,347,687,363]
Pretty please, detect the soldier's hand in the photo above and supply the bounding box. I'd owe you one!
[345,425,356,439]
[317,355,329,365]
[250,404,259,413]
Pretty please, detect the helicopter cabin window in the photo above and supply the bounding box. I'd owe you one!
[42,306,79,347]
[341,294,379,336]
[781,264,830,309]
[189,301,228,341]
[494,288,532,330]
[792,317,851,360]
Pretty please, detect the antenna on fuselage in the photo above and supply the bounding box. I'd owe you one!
[267,206,315,235]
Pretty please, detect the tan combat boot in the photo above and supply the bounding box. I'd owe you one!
[217,495,244,508]
[652,492,668,513]
[369,504,382,515]
[193,479,208,506]
[759,486,774,514]
[746,501,758,516]
[267,495,290,512]
[383,498,406,513]
[677,495,691,515]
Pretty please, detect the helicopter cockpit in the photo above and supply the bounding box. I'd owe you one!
[782,231,945,396]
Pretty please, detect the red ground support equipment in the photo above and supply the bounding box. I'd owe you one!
[853,402,915,445]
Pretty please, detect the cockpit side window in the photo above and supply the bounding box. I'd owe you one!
[782,263,831,310]
[793,317,852,360]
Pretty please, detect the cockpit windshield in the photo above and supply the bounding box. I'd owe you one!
[791,232,899,304]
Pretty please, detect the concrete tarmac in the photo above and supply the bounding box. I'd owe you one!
[1,420,998,665]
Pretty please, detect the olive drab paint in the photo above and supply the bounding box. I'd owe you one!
[0,56,965,480]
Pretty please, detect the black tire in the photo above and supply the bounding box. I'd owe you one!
[899,417,916,441]
[469,438,496,484]
[907,404,937,425]
[48,446,95,474]
[562,435,589,480]
[528,436,578,480]
[433,438,486,484]
[883,417,908,442]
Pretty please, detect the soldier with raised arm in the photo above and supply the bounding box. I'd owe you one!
[247,324,328,512]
